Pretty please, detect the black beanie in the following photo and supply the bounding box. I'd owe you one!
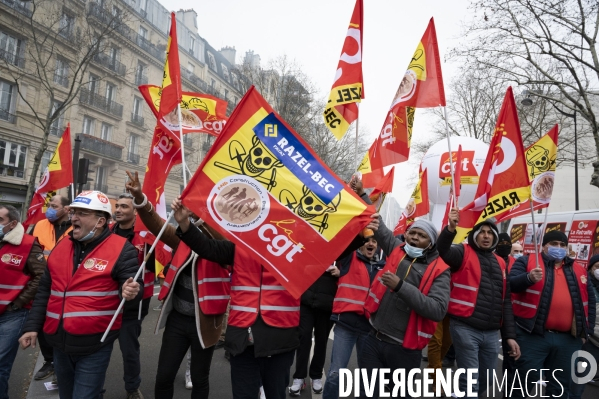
[542,230,568,246]
[498,233,512,245]
[588,254,599,268]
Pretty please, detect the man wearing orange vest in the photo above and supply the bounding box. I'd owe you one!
[438,209,521,398]
[509,230,596,398]
[31,194,73,381]
[0,204,45,399]
[124,171,229,399]
[359,218,451,398]
[18,191,142,399]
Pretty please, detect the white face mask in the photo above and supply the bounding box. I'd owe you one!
[594,269,599,280]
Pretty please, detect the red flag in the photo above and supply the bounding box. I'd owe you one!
[323,0,364,140]
[158,12,182,119]
[454,145,463,198]
[394,168,429,235]
[23,125,73,228]
[369,166,394,206]
[181,86,374,298]
[454,87,531,242]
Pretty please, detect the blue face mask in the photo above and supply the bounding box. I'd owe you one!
[404,243,425,259]
[513,253,523,259]
[46,208,59,222]
[547,246,567,261]
[0,223,6,240]
[77,219,100,242]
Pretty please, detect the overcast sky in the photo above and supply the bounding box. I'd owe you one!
[166,0,474,204]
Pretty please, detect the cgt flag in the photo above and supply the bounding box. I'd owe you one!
[24,125,73,228]
[394,168,429,236]
[495,125,559,222]
[158,12,182,119]
[453,87,531,243]
[139,84,228,138]
[181,86,374,298]
[323,0,364,140]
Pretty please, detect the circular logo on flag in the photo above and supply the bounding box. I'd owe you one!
[1,254,11,264]
[83,259,95,270]
[208,175,270,232]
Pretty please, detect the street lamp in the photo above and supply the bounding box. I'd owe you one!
[521,91,579,210]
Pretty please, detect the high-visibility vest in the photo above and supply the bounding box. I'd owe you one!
[448,244,506,317]
[0,234,36,314]
[32,219,72,258]
[43,235,126,335]
[158,242,230,315]
[228,249,299,328]
[507,256,516,272]
[332,252,370,315]
[130,233,155,300]
[364,244,449,350]
[512,254,590,325]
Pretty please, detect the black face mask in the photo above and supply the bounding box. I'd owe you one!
[496,244,512,257]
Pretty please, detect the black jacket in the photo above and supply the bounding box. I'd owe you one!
[509,252,596,338]
[22,227,143,355]
[176,223,299,358]
[300,272,338,313]
[437,223,517,340]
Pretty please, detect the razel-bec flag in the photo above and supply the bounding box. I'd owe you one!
[23,125,73,228]
[181,86,374,298]
[158,12,182,119]
[453,87,531,243]
[495,125,559,222]
[139,84,228,137]
[323,0,364,140]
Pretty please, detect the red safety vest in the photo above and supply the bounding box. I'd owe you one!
[332,253,370,315]
[512,254,590,325]
[228,248,299,328]
[158,242,230,315]
[507,256,516,272]
[364,245,449,350]
[43,235,126,335]
[448,244,506,317]
[0,234,36,314]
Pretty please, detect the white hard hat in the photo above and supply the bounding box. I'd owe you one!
[70,190,112,213]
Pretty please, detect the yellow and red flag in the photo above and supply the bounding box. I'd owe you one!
[393,168,429,236]
[23,125,73,228]
[181,86,374,298]
[369,166,395,210]
[158,12,182,119]
[495,125,559,222]
[453,87,531,242]
[323,0,364,140]
[357,140,385,188]
[139,84,228,138]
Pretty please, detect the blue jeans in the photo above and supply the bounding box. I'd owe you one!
[118,318,142,392]
[0,309,28,399]
[53,341,114,399]
[449,318,500,398]
[322,324,368,399]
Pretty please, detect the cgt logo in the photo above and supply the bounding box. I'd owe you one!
[83,258,109,272]
[439,150,478,178]
[1,253,23,266]
[571,350,598,384]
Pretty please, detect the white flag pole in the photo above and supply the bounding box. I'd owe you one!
[529,200,542,271]
[443,107,458,209]
[177,104,188,187]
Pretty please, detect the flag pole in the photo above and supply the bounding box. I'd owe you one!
[355,117,359,169]
[101,212,174,342]
[443,107,458,208]
[70,184,75,202]
[177,105,188,187]
[529,199,542,271]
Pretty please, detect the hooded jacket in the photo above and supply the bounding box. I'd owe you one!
[437,221,517,340]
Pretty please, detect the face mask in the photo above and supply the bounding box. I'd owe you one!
[77,219,101,242]
[496,245,512,257]
[404,243,425,259]
[513,253,523,259]
[46,208,59,222]
[594,269,599,280]
[547,246,567,261]
[0,223,6,240]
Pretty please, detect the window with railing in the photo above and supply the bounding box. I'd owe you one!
[82,115,95,135]
[54,58,69,87]
[0,79,16,123]
[95,166,107,192]
[0,30,25,68]
[131,97,144,126]
[59,12,75,39]
[50,101,64,136]
[0,139,27,178]
[189,35,195,57]
[135,62,147,85]
[100,122,112,141]
[207,52,217,71]
[79,88,123,118]
[0,0,32,17]
[127,134,140,164]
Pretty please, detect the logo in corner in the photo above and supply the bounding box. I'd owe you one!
[1,253,23,266]
[83,258,108,272]
[207,176,270,233]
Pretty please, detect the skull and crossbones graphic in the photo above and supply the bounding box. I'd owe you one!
[279,186,341,234]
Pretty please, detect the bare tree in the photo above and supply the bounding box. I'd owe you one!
[1,0,135,207]
[451,0,599,187]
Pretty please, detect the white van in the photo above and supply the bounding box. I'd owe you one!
[507,209,599,269]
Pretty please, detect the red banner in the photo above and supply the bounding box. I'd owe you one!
[181,86,374,298]
[158,12,182,119]
[568,220,599,269]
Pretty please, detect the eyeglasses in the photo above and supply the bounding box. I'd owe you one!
[68,210,94,218]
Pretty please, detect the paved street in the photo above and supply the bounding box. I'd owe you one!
[7,288,599,398]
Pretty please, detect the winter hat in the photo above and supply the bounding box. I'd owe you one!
[542,230,568,247]
[408,219,439,246]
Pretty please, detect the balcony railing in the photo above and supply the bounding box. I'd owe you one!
[135,34,164,60]
[0,49,25,68]
[181,69,209,92]
[127,152,140,164]
[53,73,69,88]
[0,0,33,17]
[93,53,126,76]
[134,73,148,86]
[0,108,16,123]
[79,88,123,118]
[79,133,122,160]
[88,2,133,40]
[130,113,144,127]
